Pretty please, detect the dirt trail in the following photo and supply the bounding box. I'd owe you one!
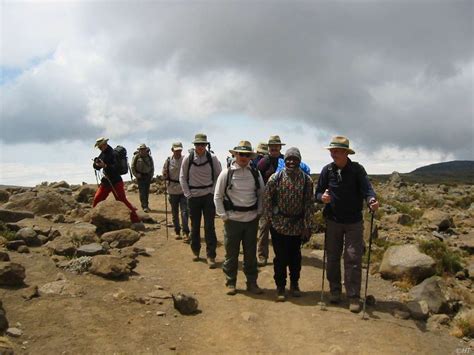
[0,192,466,354]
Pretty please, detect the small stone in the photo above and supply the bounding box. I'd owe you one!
[169,346,176,350]
[17,245,30,254]
[365,295,376,306]
[6,328,22,337]
[156,311,166,317]
[56,273,66,281]
[148,290,172,299]
[21,285,39,300]
[241,312,258,322]
[393,309,411,320]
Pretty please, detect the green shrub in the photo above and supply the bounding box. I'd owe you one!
[390,201,424,220]
[454,194,474,209]
[0,221,18,241]
[419,239,463,275]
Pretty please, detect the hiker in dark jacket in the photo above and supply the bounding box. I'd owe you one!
[256,135,285,267]
[131,143,154,212]
[162,142,190,242]
[92,137,140,223]
[262,147,314,302]
[315,136,379,313]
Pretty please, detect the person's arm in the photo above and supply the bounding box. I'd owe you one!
[212,155,222,184]
[179,156,191,198]
[315,165,329,202]
[213,170,228,220]
[162,158,168,178]
[261,175,276,226]
[304,177,315,230]
[256,171,265,216]
[357,165,378,211]
[149,156,154,178]
[131,154,139,177]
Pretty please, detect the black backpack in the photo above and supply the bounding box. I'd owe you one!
[114,145,130,175]
[186,149,215,189]
[223,167,261,212]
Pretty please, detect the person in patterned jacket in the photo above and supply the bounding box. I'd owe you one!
[261,147,314,302]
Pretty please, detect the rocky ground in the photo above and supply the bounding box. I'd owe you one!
[0,174,472,354]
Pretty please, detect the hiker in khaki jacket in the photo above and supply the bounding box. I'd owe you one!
[131,143,154,212]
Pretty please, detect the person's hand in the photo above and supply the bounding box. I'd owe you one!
[369,198,379,212]
[322,189,331,204]
[301,228,312,243]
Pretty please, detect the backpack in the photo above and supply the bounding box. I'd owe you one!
[114,145,130,175]
[186,149,216,189]
[272,169,309,221]
[223,166,261,212]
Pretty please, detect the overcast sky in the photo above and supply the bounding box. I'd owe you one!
[1,0,473,186]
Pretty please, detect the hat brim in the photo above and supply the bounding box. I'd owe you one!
[94,139,109,148]
[229,149,257,159]
[325,146,355,154]
[172,147,183,151]
[268,142,286,146]
[193,141,209,144]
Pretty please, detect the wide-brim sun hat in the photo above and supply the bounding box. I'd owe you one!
[325,136,355,154]
[268,135,286,146]
[137,143,149,150]
[172,142,183,151]
[256,142,268,155]
[229,140,257,159]
[94,137,109,148]
[192,133,209,144]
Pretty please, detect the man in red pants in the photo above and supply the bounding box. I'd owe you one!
[92,137,140,223]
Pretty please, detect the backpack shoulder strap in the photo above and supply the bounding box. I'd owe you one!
[186,150,194,185]
[206,151,215,182]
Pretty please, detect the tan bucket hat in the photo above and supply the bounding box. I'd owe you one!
[268,135,285,146]
[172,142,183,151]
[137,143,149,150]
[192,133,209,144]
[256,142,268,155]
[325,136,355,154]
[229,141,257,159]
[94,137,109,148]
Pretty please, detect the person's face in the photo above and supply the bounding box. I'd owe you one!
[235,152,252,167]
[98,143,107,151]
[285,157,300,172]
[139,148,148,156]
[268,144,281,157]
[330,148,349,167]
[173,149,182,158]
[194,143,207,156]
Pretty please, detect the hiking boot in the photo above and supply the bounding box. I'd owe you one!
[207,257,216,269]
[143,207,150,213]
[246,283,263,295]
[175,232,182,240]
[257,257,267,267]
[329,291,342,304]
[226,284,237,296]
[349,297,361,313]
[276,287,286,302]
[192,251,200,262]
[183,232,191,244]
[290,284,302,297]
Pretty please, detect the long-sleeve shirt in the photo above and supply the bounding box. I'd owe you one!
[214,162,264,222]
[262,169,314,236]
[93,145,122,186]
[162,156,184,195]
[315,158,376,224]
[257,154,284,184]
[180,151,222,198]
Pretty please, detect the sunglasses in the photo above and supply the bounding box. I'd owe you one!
[238,152,251,158]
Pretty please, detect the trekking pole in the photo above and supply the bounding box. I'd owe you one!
[362,210,375,320]
[103,174,119,199]
[164,179,169,241]
[318,226,327,311]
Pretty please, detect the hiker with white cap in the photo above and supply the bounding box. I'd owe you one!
[92,137,140,223]
[214,140,265,295]
[256,135,285,267]
[180,133,222,268]
[262,147,314,302]
[315,136,379,313]
[131,143,154,212]
[162,142,190,242]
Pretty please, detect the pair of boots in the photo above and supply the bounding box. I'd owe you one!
[226,282,263,296]
[276,283,301,302]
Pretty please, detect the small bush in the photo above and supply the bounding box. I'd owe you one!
[0,221,18,241]
[312,211,326,233]
[390,201,424,220]
[419,239,463,275]
[454,194,474,209]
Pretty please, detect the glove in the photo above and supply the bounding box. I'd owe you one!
[301,228,312,244]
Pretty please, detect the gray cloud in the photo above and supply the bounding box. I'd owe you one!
[2,1,473,158]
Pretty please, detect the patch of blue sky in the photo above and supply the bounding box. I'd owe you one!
[0,51,54,86]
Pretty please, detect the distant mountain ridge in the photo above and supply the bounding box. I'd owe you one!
[410,160,474,174]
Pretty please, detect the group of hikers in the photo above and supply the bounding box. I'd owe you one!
[92,133,379,313]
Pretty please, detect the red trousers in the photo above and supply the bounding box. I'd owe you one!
[93,181,140,223]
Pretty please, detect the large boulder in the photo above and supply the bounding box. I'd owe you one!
[75,185,96,203]
[45,236,77,256]
[422,209,454,231]
[76,243,105,256]
[87,200,132,233]
[0,209,34,223]
[50,181,70,189]
[409,276,450,314]
[379,244,436,283]
[65,222,99,245]
[0,190,10,204]
[100,229,140,248]
[3,189,76,215]
[89,255,131,279]
[0,262,25,286]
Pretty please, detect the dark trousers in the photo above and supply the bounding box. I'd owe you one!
[223,218,259,286]
[188,193,217,258]
[169,193,190,235]
[270,227,302,289]
[325,219,364,298]
[137,177,151,209]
